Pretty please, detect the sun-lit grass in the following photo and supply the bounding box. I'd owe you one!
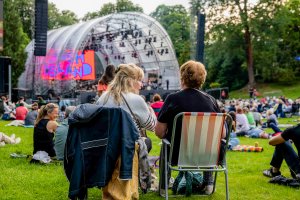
[229,81,300,99]
[0,116,300,199]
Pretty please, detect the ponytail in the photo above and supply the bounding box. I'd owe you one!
[34,103,58,126]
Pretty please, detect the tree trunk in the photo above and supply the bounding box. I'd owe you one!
[244,26,255,87]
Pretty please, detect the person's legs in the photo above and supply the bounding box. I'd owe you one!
[269,122,282,133]
[278,141,300,177]
[158,143,171,195]
[235,130,247,137]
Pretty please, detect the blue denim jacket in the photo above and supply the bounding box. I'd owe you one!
[64,104,139,199]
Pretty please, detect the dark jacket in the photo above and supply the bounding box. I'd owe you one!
[64,104,139,199]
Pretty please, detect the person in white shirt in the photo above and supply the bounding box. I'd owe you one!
[96,63,156,151]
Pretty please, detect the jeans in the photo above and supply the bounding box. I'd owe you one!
[247,128,263,138]
[269,122,282,133]
[270,141,300,177]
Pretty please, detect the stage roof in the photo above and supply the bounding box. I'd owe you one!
[19,12,180,95]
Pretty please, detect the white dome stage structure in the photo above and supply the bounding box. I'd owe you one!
[19,12,180,96]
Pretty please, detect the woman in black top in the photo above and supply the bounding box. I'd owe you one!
[33,103,59,157]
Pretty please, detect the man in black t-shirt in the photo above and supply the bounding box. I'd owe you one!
[155,60,222,195]
[263,124,300,179]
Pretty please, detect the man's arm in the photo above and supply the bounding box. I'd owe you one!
[155,121,167,139]
[269,135,285,146]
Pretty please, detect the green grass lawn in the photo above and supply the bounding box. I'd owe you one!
[0,117,300,200]
[229,81,300,99]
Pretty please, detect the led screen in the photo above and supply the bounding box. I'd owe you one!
[41,50,95,80]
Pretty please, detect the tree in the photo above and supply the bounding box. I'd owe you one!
[0,0,30,87]
[82,0,143,21]
[150,5,191,65]
[48,3,79,29]
[189,0,293,87]
[13,0,34,39]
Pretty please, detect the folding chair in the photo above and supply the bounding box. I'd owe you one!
[161,112,232,200]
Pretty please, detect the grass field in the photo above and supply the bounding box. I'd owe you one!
[229,81,300,99]
[0,117,300,200]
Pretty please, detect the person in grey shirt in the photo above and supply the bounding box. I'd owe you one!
[24,103,39,126]
[54,106,76,160]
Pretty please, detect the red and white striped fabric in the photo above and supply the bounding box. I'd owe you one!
[177,112,226,167]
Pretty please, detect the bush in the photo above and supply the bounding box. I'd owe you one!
[209,82,221,88]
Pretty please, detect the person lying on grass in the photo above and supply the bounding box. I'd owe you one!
[263,123,300,179]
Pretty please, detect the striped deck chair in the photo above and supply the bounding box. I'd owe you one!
[161,112,232,200]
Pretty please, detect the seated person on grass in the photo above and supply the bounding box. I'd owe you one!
[24,103,39,126]
[235,107,270,139]
[33,103,59,157]
[54,106,76,160]
[263,123,300,179]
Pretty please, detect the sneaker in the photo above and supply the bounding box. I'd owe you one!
[203,185,214,195]
[296,174,300,180]
[263,168,281,178]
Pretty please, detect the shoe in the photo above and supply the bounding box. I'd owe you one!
[0,141,5,147]
[263,168,281,178]
[296,174,300,180]
[14,137,21,144]
[10,133,15,140]
[203,185,214,195]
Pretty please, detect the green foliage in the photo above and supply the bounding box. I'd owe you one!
[190,0,300,88]
[48,3,79,29]
[0,1,29,87]
[209,82,221,88]
[150,5,190,65]
[82,0,143,21]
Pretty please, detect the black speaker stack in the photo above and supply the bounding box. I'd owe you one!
[34,0,48,56]
[0,57,10,94]
[195,13,205,63]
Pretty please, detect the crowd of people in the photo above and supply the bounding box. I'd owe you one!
[0,60,300,198]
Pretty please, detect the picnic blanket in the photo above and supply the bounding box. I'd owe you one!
[5,120,24,127]
[232,145,263,152]
[278,124,294,128]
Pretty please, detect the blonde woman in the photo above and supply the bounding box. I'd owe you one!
[33,103,59,157]
[96,63,156,151]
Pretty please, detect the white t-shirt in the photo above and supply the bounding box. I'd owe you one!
[236,113,250,132]
[96,91,156,131]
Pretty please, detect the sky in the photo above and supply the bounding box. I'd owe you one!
[48,0,190,18]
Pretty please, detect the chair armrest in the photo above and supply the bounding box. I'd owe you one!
[162,139,170,146]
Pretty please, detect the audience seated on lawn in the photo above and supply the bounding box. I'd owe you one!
[155,60,223,195]
[263,123,300,179]
[54,106,75,160]
[33,103,59,157]
[235,107,269,139]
